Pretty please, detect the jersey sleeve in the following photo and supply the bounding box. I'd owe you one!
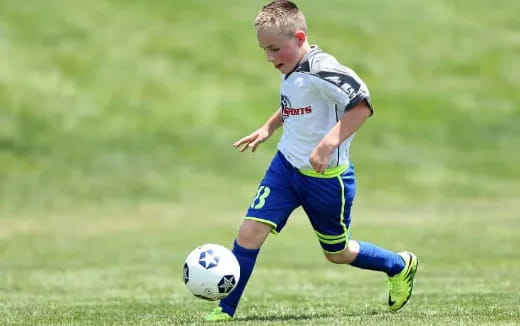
[309,55,374,114]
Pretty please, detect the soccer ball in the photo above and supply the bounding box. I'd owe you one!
[183,243,240,301]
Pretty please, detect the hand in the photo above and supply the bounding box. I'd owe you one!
[309,143,335,174]
[233,127,270,152]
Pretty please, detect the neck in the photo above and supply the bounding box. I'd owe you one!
[300,42,311,59]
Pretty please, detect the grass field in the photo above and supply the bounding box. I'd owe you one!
[1,0,519,325]
[1,201,519,325]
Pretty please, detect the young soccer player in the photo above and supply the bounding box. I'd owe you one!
[206,0,418,321]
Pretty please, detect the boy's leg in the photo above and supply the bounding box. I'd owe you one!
[217,220,271,317]
[300,166,417,311]
[207,153,300,321]
[325,241,418,312]
[206,220,271,322]
[348,240,405,276]
[323,240,403,275]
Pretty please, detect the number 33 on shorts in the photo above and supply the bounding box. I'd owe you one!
[250,186,271,209]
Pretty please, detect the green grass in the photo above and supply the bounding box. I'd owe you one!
[1,200,519,325]
[1,0,519,325]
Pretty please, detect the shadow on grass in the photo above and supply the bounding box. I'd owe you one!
[237,313,331,322]
[237,309,384,322]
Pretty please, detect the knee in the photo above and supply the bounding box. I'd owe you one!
[236,220,273,249]
[324,250,355,264]
[324,253,347,264]
[323,243,359,264]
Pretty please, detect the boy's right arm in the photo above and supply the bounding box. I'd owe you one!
[233,108,282,152]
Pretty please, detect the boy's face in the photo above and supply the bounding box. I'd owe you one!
[257,29,306,74]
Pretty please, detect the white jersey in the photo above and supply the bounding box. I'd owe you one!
[277,45,373,170]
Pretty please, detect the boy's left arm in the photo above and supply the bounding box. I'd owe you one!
[309,100,372,174]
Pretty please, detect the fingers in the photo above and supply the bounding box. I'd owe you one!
[311,163,326,174]
[233,130,269,152]
[309,157,326,174]
[233,135,255,151]
[233,135,254,148]
[249,135,269,152]
[235,142,247,152]
[233,133,260,152]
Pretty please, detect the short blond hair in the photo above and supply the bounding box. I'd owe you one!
[254,0,307,36]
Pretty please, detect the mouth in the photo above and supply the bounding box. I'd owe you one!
[275,63,284,70]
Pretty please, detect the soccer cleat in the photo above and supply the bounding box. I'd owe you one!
[387,251,418,312]
[205,307,233,322]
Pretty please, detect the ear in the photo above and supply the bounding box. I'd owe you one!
[295,31,306,45]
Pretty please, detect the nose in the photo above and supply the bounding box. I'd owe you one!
[266,52,275,63]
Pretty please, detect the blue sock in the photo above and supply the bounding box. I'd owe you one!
[219,240,260,317]
[350,241,405,276]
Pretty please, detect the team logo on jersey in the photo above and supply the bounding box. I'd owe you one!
[280,94,312,120]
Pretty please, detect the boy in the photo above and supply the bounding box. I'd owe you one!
[206,0,418,321]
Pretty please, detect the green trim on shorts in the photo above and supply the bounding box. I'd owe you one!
[315,230,347,240]
[299,164,348,178]
[336,174,349,236]
[244,217,279,234]
[315,174,351,253]
[315,231,347,245]
[318,236,347,245]
[323,248,348,254]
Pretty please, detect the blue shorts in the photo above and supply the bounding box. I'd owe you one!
[245,151,356,253]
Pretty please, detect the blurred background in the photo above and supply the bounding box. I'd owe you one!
[1,0,519,324]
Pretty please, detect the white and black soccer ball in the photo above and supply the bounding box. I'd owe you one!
[183,243,240,301]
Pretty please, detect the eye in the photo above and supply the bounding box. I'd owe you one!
[264,47,279,53]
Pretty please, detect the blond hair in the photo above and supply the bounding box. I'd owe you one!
[254,0,307,36]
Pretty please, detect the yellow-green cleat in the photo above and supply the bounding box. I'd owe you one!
[388,251,418,312]
[205,307,233,322]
